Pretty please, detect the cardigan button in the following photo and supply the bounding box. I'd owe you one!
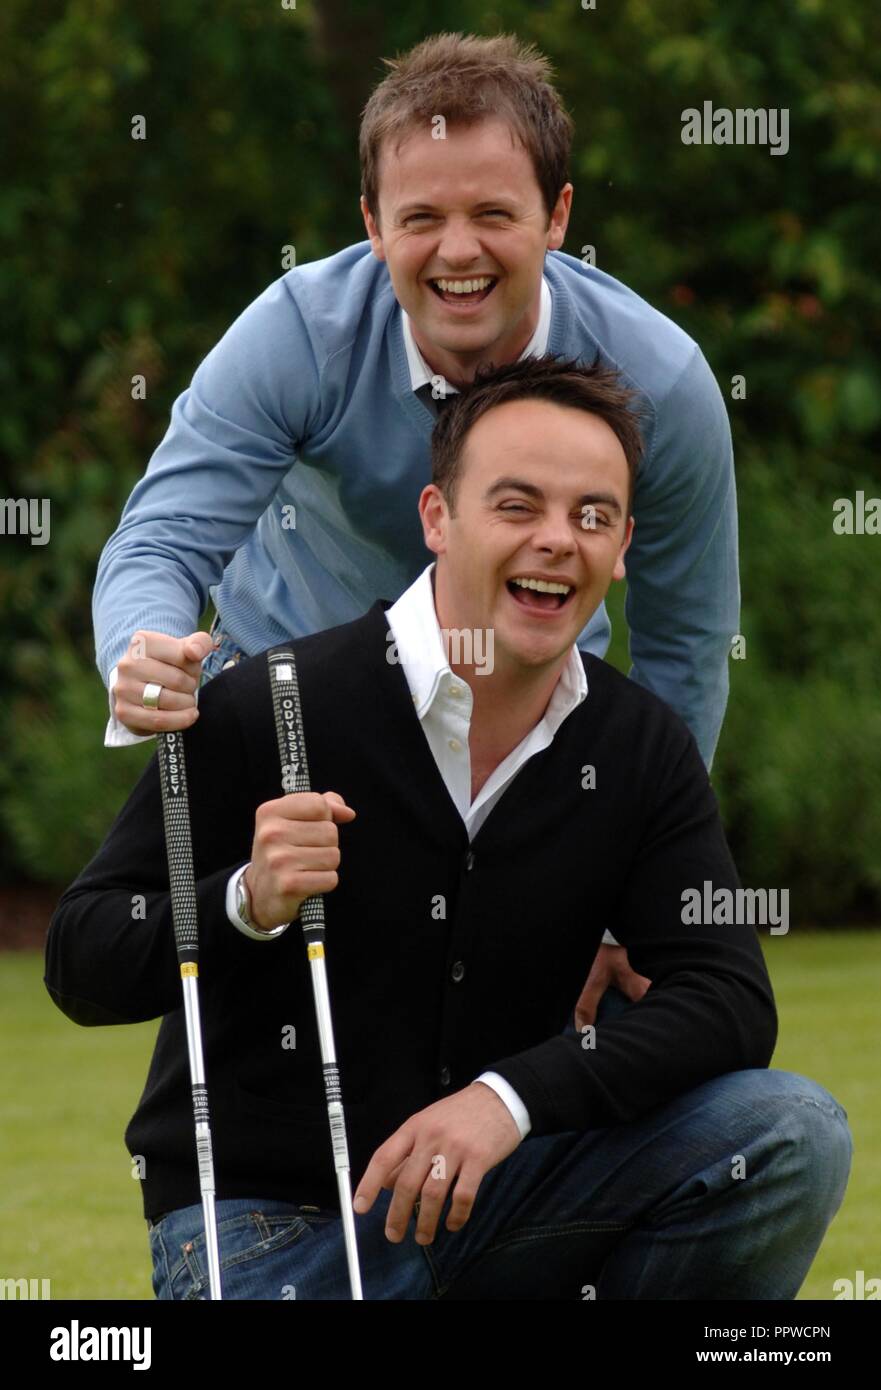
[451,960,465,983]
[439,1065,451,1087]
[465,851,475,871]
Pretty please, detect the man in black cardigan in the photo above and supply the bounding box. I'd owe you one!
[46,356,851,1300]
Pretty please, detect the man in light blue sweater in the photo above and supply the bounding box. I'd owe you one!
[93,32,738,1011]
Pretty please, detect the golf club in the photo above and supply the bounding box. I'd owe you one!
[156,728,223,1300]
[267,646,364,1301]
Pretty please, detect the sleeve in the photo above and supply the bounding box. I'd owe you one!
[475,1071,532,1140]
[45,670,258,1026]
[91,276,324,688]
[225,862,292,941]
[104,664,168,748]
[624,346,739,772]
[483,725,777,1136]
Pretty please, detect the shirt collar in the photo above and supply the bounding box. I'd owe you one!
[386,560,588,726]
[401,276,552,394]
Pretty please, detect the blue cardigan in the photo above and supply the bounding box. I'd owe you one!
[92,242,738,767]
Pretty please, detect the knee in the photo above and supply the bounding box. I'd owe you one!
[752,1071,853,1213]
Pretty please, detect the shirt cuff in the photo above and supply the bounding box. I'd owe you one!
[226,863,290,941]
[601,929,620,946]
[104,664,155,748]
[475,1071,532,1139]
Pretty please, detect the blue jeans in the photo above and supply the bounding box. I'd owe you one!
[147,988,852,1300]
[200,614,248,684]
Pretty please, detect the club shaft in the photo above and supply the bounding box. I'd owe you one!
[269,649,364,1300]
[307,949,364,1299]
[157,731,223,1301]
[182,973,222,1300]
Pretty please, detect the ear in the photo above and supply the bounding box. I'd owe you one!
[611,513,634,582]
[418,484,449,557]
[361,195,385,260]
[546,182,573,252]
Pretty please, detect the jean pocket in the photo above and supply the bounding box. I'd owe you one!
[170,1207,333,1301]
[200,632,246,686]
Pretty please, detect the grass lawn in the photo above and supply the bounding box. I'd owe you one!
[0,934,877,1300]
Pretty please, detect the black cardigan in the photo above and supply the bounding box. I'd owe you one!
[45,601,777,1219]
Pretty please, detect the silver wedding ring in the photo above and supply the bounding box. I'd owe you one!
[142,682,163,710]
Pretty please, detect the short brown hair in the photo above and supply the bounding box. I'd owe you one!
[359,32,574,226]
[430,355,645,519]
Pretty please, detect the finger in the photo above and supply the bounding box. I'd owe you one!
[573,985,602,1029]
[126,630,211,682]
[279,868,340,899]
[113,703,200,736]
[384,1155,431,1243]
[445,1163,484,1234]
[353,1133,412,1214]
[116,680,199,714]
[279,792,338,821]
[380,1157,408,1189]
[323,792,357,821]
[414,1152,456,1245]
[620,971,652,1002]
[262,819,340,848]
[276,845,341,874]
[181,630,217,664]
[117,657,200,699]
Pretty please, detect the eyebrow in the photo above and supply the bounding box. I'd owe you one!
[396,199,516,217]
[483,476,624,517]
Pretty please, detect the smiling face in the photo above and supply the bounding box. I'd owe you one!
[361,117,572,384]
[419,398,634,678]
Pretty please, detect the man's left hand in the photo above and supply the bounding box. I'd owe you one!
[353,1083,522,1245]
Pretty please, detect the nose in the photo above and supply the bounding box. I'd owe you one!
[435,215,484,268]
[529,508,578,559]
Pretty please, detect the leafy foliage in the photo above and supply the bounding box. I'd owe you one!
[1,1,878,918]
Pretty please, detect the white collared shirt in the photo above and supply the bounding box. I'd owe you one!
[401,275,552,393]
[387,561,587,840]
[380,561,588,1138]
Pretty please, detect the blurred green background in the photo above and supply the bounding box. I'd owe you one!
[0,0,878,1299]
[2,0,879,914]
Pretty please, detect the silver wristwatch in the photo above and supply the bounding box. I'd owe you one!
[233,864,289,939]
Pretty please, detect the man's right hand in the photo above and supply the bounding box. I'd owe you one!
[244,792,356,932]
[112,629,218,735]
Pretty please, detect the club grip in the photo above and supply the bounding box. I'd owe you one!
[157,730,199,959]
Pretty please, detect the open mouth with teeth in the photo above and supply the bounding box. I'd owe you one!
[506,576,575,612]
[429,276,498,305]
